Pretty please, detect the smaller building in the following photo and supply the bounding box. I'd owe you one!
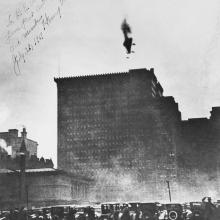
[0,128,53,171]
[0,128,91,210]
[0,153,54,170]
[0,168,92,210]
[0,128,38,158]
[177,106,220,200]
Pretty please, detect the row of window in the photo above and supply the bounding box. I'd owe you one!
[66,153,154,164]
[65,134,143,142]
[64,128,147,135]
[68,161,158,170]
[62,114,147,123]
[64,146,152,154]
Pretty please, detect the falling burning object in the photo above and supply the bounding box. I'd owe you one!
[121,19,135,58]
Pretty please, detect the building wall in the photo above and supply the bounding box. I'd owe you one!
[0,172,20,208]
[0,153,54,170]
[0,170,90,210]
[178,107,220,199]
[26,172,73,207]
[55,68,180,201]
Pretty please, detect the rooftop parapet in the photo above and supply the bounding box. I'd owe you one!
[210,106,220,120]
[54,68,159,82]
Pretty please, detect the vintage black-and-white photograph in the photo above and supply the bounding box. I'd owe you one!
[0,0,220,219]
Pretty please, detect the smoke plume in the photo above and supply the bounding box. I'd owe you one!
[0,139,11,155]
[121,19,132,37]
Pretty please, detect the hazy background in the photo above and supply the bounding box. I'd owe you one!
[0,0,220,166]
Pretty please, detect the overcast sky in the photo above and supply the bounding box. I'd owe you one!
[0,0,220,165]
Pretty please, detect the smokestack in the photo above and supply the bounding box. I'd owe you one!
[19,129,27,206]
[21,127,27,139]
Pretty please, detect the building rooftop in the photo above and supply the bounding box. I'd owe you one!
[54,68,157,82]
[182,117,209,123]
[0,129,38,144]
[0,168,93,182]
[0,169,14,174]
[0,168,56,174]
[21,168,56,173]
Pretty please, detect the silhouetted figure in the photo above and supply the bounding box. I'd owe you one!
[67,208,76,220]
[113,211,119,220]
[123,37,133,54]
[18,208,27,220]
[121,19,135,56]
[202,197,216,220]
[87,207,95,220]
[134,209,141,220]
[121,207,130,220]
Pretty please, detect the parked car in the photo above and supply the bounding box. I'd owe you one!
[161,203,184,220]
[139,203,160,220]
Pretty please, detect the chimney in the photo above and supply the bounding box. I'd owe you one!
[210,107,220,121]
[8,129,18,138]
[20,128,27,154]
[150,68,154,73]
[21,128,27,139]
[19,129,27,206]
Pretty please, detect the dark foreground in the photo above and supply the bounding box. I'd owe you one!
[1,199,220,220]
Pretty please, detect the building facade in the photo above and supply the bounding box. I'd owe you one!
[0,168,91,210]
[55,68,182,201]
[177,107,220,200]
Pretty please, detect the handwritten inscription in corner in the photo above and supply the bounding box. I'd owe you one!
[5,0,66,76]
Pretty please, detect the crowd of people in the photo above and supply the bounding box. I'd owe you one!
[0,197,220,220]
[0,208,51,220]
[0,206,95,220]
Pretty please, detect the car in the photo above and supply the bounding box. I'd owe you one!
[139,203,160,220]
[74,206,92,220]
[100,203,120,220]
[128,202,141,212]
[188,202,204,220]
[162,203,184,220]
[51,205,72,219]
[93,204,102,219]
[125,202,141,220]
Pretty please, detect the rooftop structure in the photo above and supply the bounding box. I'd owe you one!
[0,128,38,158]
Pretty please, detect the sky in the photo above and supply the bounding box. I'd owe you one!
[0,0,220,166]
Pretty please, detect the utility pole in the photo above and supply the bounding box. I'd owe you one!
[166,180,172,202]
[20,151,26,205]
[26,185,29,210]
[19,128,27,207]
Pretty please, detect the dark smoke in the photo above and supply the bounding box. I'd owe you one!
[121,19,132,37]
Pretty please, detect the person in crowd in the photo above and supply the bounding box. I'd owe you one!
[202,197,216,220]
[87,207,95,220]
[120,207,130,220]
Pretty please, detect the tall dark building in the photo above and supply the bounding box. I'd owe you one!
[55,68,182,201]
